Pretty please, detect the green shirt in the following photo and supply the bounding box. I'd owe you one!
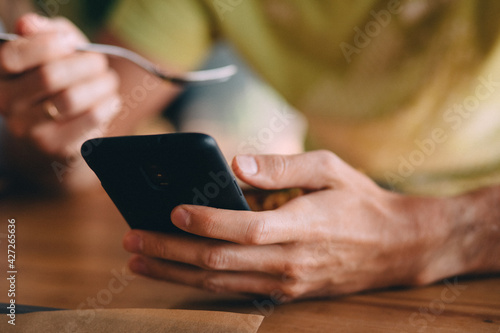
[108,0,500,196]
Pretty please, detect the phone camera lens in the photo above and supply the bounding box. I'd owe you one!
[142,163,170,188]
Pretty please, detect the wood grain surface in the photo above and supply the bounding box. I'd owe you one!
[0,188,498,332]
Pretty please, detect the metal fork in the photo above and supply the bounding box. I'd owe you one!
[0,32,237,85]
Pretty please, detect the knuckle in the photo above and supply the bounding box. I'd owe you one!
[0,43,22,73]
[102,94,123,119]
[81,52,108,76]
[200,245,229,270]
[282,259,313,281]
[37,64,62,92]
[278,280,306,301]
[244,217,270,245]
[55,17,87,42]
[57,90,77,113]
[412,271,433,287]
[150,240,169,260]
[99,70,120,97]
[315,150,339,170]
[201,273,225,293]
[107,69,120,90]
[314,150,341,183]
[93,52,110,71]
[269,154,288,182]
[85,106,105,128]
[200,213,221,236]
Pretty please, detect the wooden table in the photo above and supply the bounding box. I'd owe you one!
[0,188,499,332]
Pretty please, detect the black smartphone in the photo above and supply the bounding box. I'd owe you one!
[81,133,250,233]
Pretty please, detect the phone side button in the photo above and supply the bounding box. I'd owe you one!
[234,179,243,197]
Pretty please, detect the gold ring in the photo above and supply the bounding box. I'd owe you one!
[42,100,62,121]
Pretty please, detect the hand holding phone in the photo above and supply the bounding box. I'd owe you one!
[81,133,250,233]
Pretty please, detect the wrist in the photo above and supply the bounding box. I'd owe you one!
[393,193,452,286]
[447,186,500,274]
[405,186,500,286]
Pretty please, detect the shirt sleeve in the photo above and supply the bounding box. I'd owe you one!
[106,0,215,71]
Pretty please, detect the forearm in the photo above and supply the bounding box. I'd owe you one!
[412,185,500,285]
[447,185,500,273]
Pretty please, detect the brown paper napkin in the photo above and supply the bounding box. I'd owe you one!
[0,308,264,332]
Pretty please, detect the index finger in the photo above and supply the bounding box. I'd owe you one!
[0,33,80,75]
[0,16,84,74]
[171,201,314,245]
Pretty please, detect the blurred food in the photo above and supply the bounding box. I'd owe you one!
[244,188,304,211]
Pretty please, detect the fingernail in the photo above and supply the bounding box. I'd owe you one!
[171,207,191,230]
[129,256,148,275]
[236,155,258,175]
[123,232,143,253]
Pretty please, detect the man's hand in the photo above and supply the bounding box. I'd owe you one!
[122,151,500,301]
[0,13,121,158]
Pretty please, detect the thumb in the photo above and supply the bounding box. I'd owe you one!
[15,13,87,43]
[15,13,51,36]
[232,150,343,191]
